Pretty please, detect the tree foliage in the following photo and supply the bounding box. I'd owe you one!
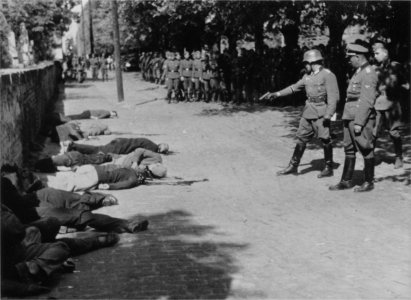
[3,0,75,63]
[85,0,409,63]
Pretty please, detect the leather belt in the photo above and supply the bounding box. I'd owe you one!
[307,95,326,103]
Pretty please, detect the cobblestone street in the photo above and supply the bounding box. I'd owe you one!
[36,71,411,299]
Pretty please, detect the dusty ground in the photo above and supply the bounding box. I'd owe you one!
[31,71,410,299]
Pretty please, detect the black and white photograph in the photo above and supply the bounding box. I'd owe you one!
[0,0,410,298]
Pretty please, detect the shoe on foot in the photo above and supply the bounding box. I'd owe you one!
[127,220,149,233]
[277,164,298,176]
[95,233,120,247]
[394,157,404,169]
[329,180,354,191]
[354,182,374,192]
[318,166,333,178]
[101,195,118,206]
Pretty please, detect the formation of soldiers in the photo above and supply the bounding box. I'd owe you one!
[139,46,304,104]
[62,54,111,83]
[137,40,408,193]
[259,40,408,192]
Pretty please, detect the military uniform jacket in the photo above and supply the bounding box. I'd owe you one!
[164,59,180,79]
[192,59,203,78]
[374,60,404,111]
[343,63,378,126]
[202,61,212,80]
[209,60,220,79]
[277,68,340,119]
[179,59,193,77]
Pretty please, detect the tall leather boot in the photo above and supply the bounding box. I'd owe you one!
[318,143,334,178]
[354,158,374,192]
[393,138,403,169]
[329,157,355,190]
[277,143,306,175]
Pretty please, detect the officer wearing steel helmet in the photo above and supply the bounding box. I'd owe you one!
[260,49,340,178]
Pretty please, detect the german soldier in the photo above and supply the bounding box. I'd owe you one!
[261,49,339,178]
[329,43,378,192]
[179,49,193,102]
[373,44,405,169]
[162,51,180,104]
[191,50,203,101]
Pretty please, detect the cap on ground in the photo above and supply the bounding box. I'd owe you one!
[158,143,169,154]
[303,49,323,63]
[149,163,167,178]
[346,43,369,55]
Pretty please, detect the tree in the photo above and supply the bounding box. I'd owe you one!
[5,0,74,62]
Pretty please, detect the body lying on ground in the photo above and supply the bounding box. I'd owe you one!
[1,201,119,297]
[35,148,162,171]
[68,137,169,155]
[36,165,146,191]
[1,177,148,236]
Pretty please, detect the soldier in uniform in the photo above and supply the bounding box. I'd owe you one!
[209,52,221,102]
[162,51,180,103]
[201,54,212,102]
[179,49,193,102]
[174,51,184,101]
[330,43,378,192]
[261,49,339,178]
[373,44,405,169]
[191,50,203,101]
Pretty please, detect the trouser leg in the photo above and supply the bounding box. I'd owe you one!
[70,142,100,154]
[329,121,356,191]
[66,110,91,120]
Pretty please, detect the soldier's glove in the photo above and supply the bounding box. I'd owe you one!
[323,118,331,127]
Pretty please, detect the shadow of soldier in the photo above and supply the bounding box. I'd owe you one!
[299,159,341,175]
[42,210,249,299]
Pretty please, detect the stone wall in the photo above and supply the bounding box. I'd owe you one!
[0,62,58,167]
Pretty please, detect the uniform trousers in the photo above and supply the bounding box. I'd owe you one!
[166,78,179,99]
[374,102,403,139]
[343,118,375,159]
[296,117,330,144]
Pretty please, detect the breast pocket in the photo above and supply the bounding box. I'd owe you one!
[350,80,361,93]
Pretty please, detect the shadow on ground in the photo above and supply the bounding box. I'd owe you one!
[37,210,248,299]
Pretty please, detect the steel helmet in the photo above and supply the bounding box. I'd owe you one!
[303,49,323,63]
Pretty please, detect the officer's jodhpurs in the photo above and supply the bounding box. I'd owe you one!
[343,118,375,159]
[296,117,330,144]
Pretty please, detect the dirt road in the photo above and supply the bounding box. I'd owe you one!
[39,72,410,299]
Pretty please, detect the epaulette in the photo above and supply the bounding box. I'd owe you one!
[324,68,331,74]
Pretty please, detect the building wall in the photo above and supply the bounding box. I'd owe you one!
[0,62,58,167]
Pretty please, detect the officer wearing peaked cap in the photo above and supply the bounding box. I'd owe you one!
[330,42,378,192]
[261,49,340,178]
